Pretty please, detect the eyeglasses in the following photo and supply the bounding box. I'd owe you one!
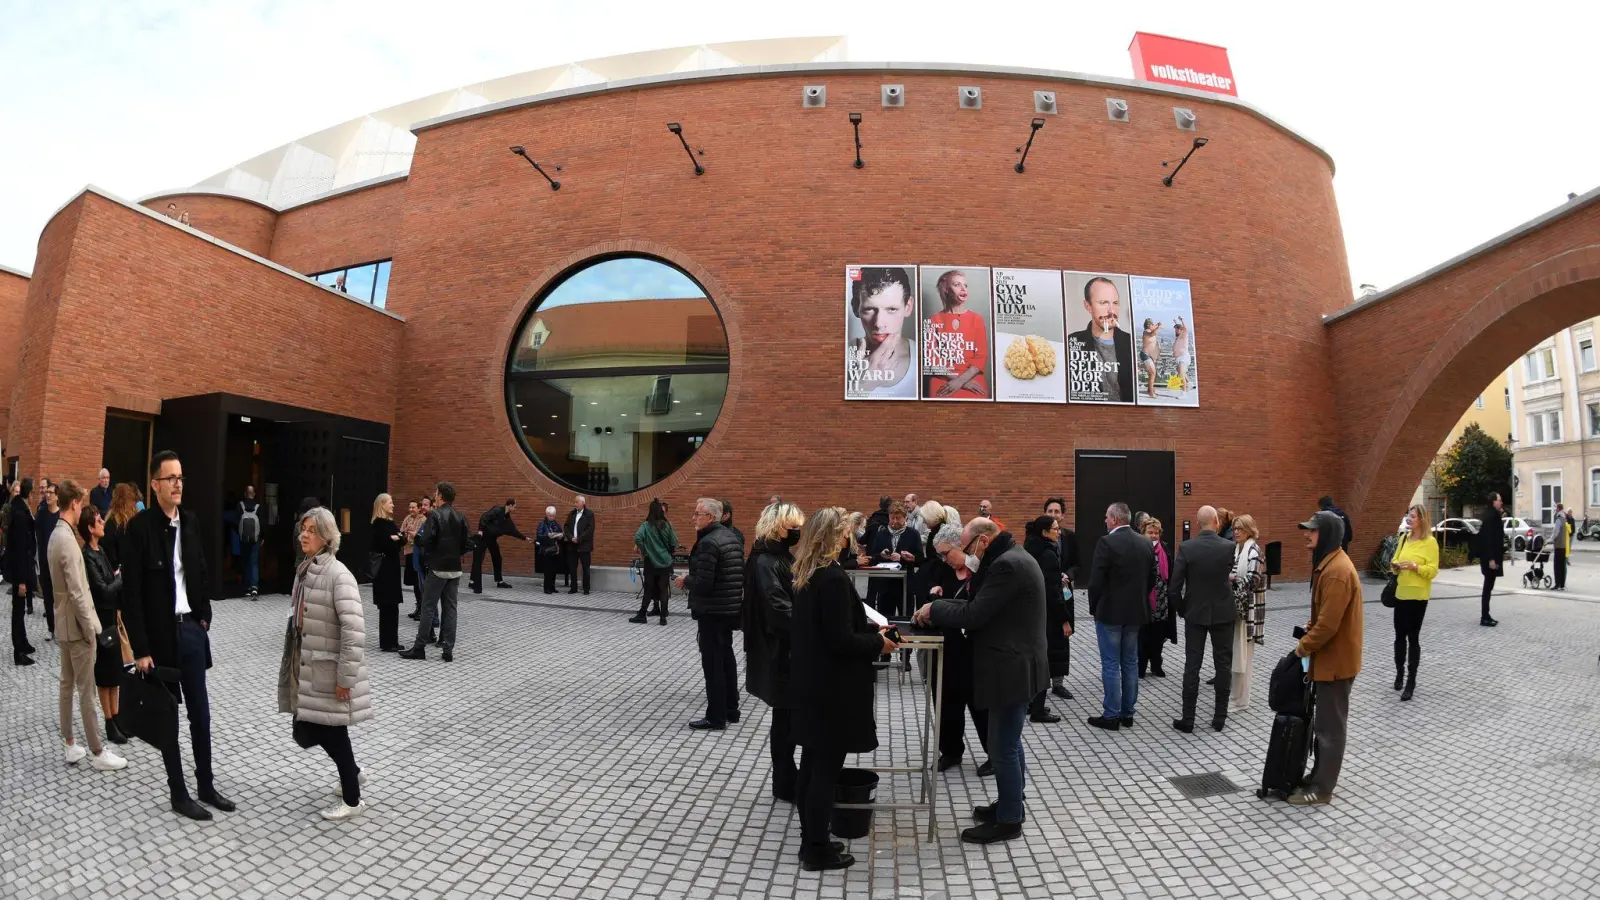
[153,475,185,486]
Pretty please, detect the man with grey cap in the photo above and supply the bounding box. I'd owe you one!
[1288,508,1364,806]
[1169,506,1237,733]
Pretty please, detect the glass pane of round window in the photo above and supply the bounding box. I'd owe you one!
[508,256,729,495]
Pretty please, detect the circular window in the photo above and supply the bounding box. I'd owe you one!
[507,255,730,495]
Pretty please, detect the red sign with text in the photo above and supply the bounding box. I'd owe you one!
[1128,32,1237,97]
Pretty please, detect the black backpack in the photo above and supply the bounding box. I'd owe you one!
[1268,650,1311,718]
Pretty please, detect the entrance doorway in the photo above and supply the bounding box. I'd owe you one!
[1073,450,1177,567]
[102,412,153,492]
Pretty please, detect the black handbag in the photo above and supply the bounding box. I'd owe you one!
[117,667,180,751]
[365,552,384,581]
[1381,535,1406,608]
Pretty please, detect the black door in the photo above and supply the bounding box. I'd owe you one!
[1074,450,1177,572]
[331,436,389,577]
[102,413,153,491]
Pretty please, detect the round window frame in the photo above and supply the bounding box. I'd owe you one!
[503,252,732,497]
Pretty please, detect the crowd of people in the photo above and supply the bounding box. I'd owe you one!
[5,451,1488,850]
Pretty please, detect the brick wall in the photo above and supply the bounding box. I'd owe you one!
[0,269,27,441]
[139,193,278,257]
[382,72,1350,577]
[1328,202,1600,568]
[270,178,406,277]
[9,191,405,485]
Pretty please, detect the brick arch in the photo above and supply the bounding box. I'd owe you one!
[1332,245,1600,564]
[485,240,742,516]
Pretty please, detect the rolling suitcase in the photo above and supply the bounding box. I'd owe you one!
[1258,649,1317,799]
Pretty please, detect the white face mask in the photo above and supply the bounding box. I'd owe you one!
[965,554,981,573]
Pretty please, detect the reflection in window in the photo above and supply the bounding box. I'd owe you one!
[309,259,392,308]
[507,256,729,495]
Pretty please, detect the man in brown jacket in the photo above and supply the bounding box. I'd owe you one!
[1289,509,1363,806]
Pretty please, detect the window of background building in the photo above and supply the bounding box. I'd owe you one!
[1591,467,1600,507]
[1475,395,1485,409]
[1529,409,1562,445]
[1590,402,1600,437]
[1582,338,1597,373]
[506,256,730,495]
[311,259,392,308]
[1525,347,1558,382]
[1505,387,1511,410]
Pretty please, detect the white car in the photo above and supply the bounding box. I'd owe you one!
[1504,517,1535,552]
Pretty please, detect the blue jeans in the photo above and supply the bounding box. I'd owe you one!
[987,701,1029,823]
[1096,621,1141,719]
[240,542,259,590]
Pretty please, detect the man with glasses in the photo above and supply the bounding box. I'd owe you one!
[122,450,236,820]
[676,498,745,730]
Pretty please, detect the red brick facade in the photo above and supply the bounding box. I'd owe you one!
[138,192,278,258]
[10,67,1593,580]
[0,268,25,442]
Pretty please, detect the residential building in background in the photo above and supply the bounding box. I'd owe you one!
[1413,367,1512,520]
[1508,316,1600,526]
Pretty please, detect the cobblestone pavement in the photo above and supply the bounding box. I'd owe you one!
[3,573,1598,899]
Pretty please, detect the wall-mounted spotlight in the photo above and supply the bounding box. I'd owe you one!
[1034,91,1057,115]
[959,86,982,109]
[666,122,704,176]
[1014,118,1046,173]
[1162,136,1209,187]
[509,145,560,191]
[881,84,905,107]
[802,84,826,108]
[849,112,864,168]
[1106,98,1129,122]
[1173,107,1197,131]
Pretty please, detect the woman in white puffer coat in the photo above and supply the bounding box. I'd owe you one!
[278,506,372,821]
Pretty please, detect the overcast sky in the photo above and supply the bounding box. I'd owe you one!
[2,0,1596,298]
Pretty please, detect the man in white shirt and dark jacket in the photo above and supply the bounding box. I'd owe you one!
[122,450,236,821]
[470,499,529,593]
[564,496,596,595]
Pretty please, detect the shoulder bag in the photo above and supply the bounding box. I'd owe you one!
[1381,535,1406,608]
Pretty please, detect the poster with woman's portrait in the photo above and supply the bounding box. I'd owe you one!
[1062,271,1134,405]
[991,268,1067,403]
[918,266,994,401]
[1130,276,1200,407]
[845,265,919,400]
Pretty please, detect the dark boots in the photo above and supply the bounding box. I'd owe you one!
[1396,640,1418,700]
[105,716,129,745]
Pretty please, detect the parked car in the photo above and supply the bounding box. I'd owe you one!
[1430,518,1481,551]
[1504,517,1534,553]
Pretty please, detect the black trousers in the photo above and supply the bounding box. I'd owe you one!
[1181,621,1234,722]
[1482,567,1498,618]
[696,616,739,725]
[1554,549,1567,589]
[1138,622,1169,674]
[162,619,215,801]
[568,550,591,593]
[292,720,361,806]
[935,650,989,760]
[1393,600,1428,678]
[377,603,400,650]
[769,707,798,798]
[40,573,55,635]
[543,563,559,593]
[470,537,503,588]
[11,580,33,657]
[637,571,670,619]
[796,745,847,854]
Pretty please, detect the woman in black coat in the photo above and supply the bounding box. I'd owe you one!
[79,506,129,744]
[6,480,38,665]
[790,507,898,872]
[1023,516,1073,722]
[369,494,405,652]
[740,502,805,801]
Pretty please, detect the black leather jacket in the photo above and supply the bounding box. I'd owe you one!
[83,544,122,619]
[419,505,470,572]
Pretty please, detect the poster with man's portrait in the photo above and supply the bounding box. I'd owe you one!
[1131,276,1200,407]
[845,265,919,400]
[991,268,1067,403]
[1063,271,1135,405]
[918,265,994,401]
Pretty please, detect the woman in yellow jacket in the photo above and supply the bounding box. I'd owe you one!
[1391,504,1440,701]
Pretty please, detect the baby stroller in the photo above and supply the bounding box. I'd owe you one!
[1522,533,1553,589]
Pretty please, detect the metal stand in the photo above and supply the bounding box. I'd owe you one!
[834,632,944,892]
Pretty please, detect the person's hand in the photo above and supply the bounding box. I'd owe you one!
[880,549,893,559]
[1061,574,1069,586]
[1062,621,1073,637]
[928,586,943,598]
[15,584,24,597]
[913,603,934,627]
[202,620,209,631]
[335,685,350,702]
[1489,560,1498,571]
[1294,644,1308,659]
[899,551,914,563]
[390,534,400,541]
[879,627,902,654]
[136,656,154,673]
[1229,573,1238,584]
[674,575,687,589]
[857,554,872,568]
[935,382,957,397]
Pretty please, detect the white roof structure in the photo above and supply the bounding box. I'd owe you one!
[193,37,846,208]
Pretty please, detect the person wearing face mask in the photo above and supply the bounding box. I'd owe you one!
[914,518,1049,844]
[836,511,871,569]
[1287,509,1364,806]
[867,501,923,617]
[924,523,990,774]
[741,501,806,801]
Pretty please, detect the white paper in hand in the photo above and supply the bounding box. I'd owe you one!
[862,603,889,627]
[871,562,902,570]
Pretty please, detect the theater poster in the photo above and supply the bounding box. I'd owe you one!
[845,265,920,400]
[1063,271,1135,405]
[918,265,994,401]
[991,268,1067,403]
[1130,275,1200,407]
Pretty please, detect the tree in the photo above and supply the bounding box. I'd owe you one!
[1435,423,1513,513]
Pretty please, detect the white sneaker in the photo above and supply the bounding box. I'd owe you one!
[89,748,127,771]
[64,743,87,764]
[319,799,366,821]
